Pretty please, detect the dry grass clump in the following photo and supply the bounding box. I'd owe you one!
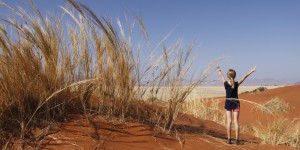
[0,0,220,148]
[240,124,254,134]
[181,98,225,126]
[250,97,297,147]
[253,118,300,148]
[253,97,289,114]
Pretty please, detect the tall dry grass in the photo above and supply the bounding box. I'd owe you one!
[253,118,300,148]
[181,97,274,127]
[182,98,226,126]
[0,0,220,148]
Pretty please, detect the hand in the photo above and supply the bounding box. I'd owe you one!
[250,66,256,73]
[217,66,221,72]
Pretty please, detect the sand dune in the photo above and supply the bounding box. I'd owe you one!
[238,85,300,124]
[23,85,299,149]
[40,114,294,150]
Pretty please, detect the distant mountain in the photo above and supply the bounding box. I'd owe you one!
[295,82,300,85]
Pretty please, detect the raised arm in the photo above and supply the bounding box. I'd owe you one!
[238,66,256,86]
[217,67,226,83]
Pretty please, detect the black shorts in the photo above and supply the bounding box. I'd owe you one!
[224,99,240,110]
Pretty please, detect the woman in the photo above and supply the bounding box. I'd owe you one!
[217,66,256,144]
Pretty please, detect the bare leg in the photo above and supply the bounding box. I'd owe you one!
[233,111,240,141]
[226,110,232,140]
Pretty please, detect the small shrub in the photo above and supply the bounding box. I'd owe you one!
[242,87,267,94]
[242,91,250,94]
[253,87,268,92]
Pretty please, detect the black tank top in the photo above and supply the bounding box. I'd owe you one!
[225,81,238,99]
[224,81,240,110]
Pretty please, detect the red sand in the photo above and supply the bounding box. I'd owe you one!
[23,85,299,149]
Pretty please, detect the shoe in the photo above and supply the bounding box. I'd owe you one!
[236,140,241,145]
[226,139,232,144]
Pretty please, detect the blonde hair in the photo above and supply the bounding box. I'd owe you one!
[227,69,236,88]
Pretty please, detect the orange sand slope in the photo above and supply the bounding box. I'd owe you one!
[42,114,294,150]
[38,85,299,150]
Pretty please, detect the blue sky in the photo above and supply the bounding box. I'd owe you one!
[1,0,300,83]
